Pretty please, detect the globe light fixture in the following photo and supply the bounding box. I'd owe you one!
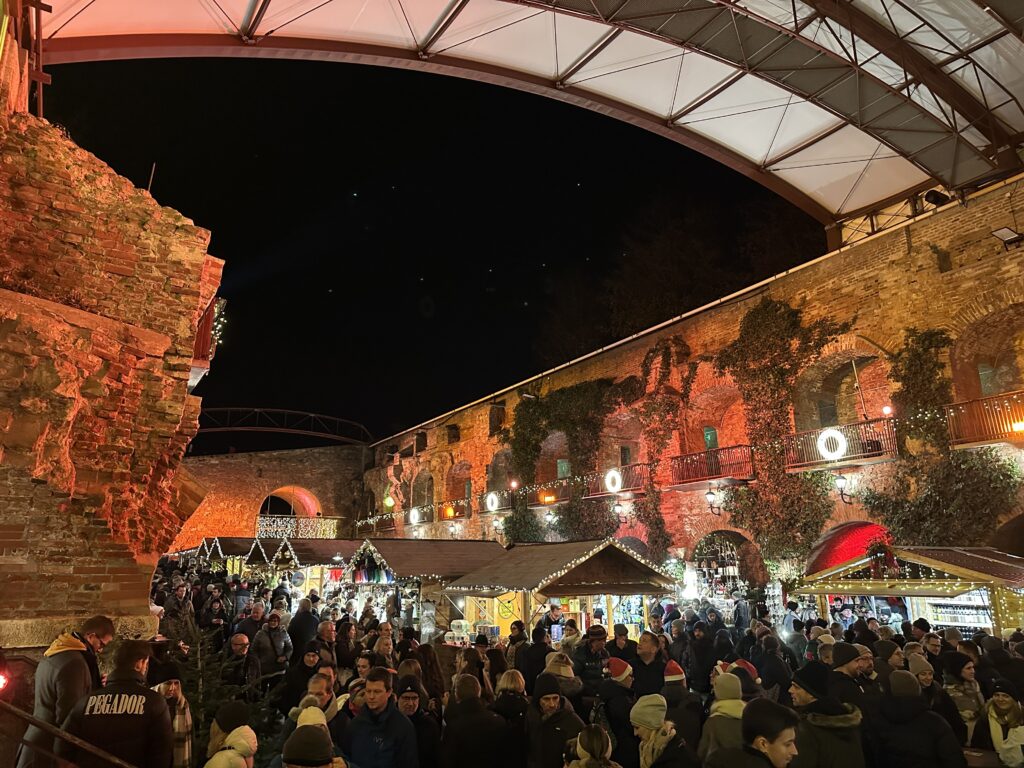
[705,488,722,516]
[834,474,854,505]
[485,492,499,513]
[409,507,420,525]
[604,468,624,494]
[383,495,395,508]
[816,428,848,461]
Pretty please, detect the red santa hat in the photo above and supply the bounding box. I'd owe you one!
[664,660,686,683]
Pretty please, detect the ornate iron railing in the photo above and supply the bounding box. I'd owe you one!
[584,463,651,497]
[783,418,898,470]
[669,445,755,485]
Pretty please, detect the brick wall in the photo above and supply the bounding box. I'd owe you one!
[172,445,370,550]
[0,32,222,645]
[356,173,1024,556]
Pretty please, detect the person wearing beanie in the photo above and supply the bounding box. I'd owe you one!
[394,674,440,768]
[282,725,334,768]
[632,631,668,698]
[828,642,878,716]
[875,670,967,768]
[573,625,610,699]
[150,661,193,768]
[757,635,794,708]
[705,697,799,768]
[959,640,1001,699]
[668,620,689,667]
[517,625,552,697]
[789,660,866,768]
[986,679,1024,768]
[609,624,639,663]
[598,657,639,768]
[989,648,1024,699]
[629,694,696,768]
[283,672,347,750]
[698,673,746,762]
[872,639,904,693]
[203,700,257,768]
[910,653,967,744]
[686,621,717,696]
[544,651,585,706]
[943,650,987,746]
[912,618,932,641]
[526,672,584,768]
[441,674,505,768]
[662,661,702,758]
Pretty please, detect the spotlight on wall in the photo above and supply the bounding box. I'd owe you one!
[924,189,951,207]
[992,227,1023,250]
[882,405,893,416]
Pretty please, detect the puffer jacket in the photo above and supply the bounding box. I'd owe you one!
[525,697,585,768]
[789,697,865,768]
[874,695,967,768]
[252,625,293,675]
[205,725,258,768]
[696,698,744,762]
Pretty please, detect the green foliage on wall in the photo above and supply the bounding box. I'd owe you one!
[886,327,953,451]
[716,298,851,560]
[502,495,545,544]
[862,448,1021,545]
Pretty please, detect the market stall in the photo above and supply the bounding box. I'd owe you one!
[268,538,363,597]
[798,545,1024,634]
[207,537,266,578]
[444,538,678,645]
[345,538,507,637]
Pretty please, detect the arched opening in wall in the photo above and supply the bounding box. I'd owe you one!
[685,387,747,454]
[537,431,571,484]
[258,485,322,518]
[951,303,1024,401]
[487,450,513,491]
[693,530,768,590]
[444,461,472,519]
[412,471,435,507]
[793,351,890,431]
[601,411,642,467]
[804,521,889,576]
[992,515,1024,557]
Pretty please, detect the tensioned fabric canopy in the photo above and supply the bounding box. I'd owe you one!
[42,0,1024,226]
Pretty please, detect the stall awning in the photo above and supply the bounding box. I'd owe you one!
[212,537,259,559]
[349,538,508,582]
[446,538,677,598]
[798,546,1024,597]
[269,538,363,569]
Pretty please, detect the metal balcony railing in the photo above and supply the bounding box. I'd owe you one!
[403,503,435,526]
[584,463,651,498]
[527,478,572,508]
[477,489,513,513]
[669,446,755,486]
[436,499,471,520]
[946,389,1024,446]
[784,418,898,470]
[255,515,346,539]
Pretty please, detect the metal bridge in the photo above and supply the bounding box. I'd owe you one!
[197,408,372,445]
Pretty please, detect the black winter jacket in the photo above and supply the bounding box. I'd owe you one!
[525,698,584,768]
[921,681,967,745]
[662,681,703,752]
[873,696,968,768]
[491,691,530,768]
[632,655,667,697]
[598,678,639,768]
[686,637,716,694]
[573,643,610,697]
[409,708,441,768]
[608,638,639,663]
[790,697,865,768]
[288,610,320,663]
[58,670,173,768]
[517,642,553,696]
[442,697,506,768]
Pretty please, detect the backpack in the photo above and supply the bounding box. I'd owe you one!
[589,698,617,748]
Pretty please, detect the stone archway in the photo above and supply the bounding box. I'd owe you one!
[692,529,769,588]
[793,335,891,431]
[259,485,323,518]
[949,299,1024,401]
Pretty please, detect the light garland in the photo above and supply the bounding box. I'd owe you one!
[256,515,344,539]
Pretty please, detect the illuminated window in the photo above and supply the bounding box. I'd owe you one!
[703,426,719,451]
[556,459,572,479]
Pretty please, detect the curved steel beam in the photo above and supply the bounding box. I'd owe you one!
[968,0,1024,41]
[197,407,373,444]
[43,32,844,229]
[507,0,1001,188]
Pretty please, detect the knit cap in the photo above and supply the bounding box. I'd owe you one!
[282,725,333,767]
[944,651,972,680]
[818,634,836,647]
[981,635,1004,654]
[943,628,963,645]
[630,694,668,729]
[992,678,1021,700]
[214,701,251,733]
[608,657,632,683]
[713,672,742,701]
[613,623,629,637]
[533,672,562,700]
[912,618,931,633]
[874,640,898,662]
[889,670,921,698]
[907,654,933,676]
[544,653,575,679]
[809,626,826,641]
[791,661,829,701]
[587,624,608,641]
[853,643,874,659]
[296,706,327,728]
[832,642,860,669]
[664,660,685,683]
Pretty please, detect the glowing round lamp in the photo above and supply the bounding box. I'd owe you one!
[816,428,848,461]
[604,468,624,494]
[705,489,717,505]
[383,495,395,508]
[409,507,420,525]
[485,492,499,513]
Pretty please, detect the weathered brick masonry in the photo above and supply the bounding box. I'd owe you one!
[0,32,222,646]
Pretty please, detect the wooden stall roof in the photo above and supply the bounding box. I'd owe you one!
[799,546,1024,596]
[353,538,507,581]
[244,538,281,566]
[446,538,677,597]
[271,538,364,569]
[213,537,257,558]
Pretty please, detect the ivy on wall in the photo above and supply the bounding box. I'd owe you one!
[715,298,851,560]
[863,327,1022,545]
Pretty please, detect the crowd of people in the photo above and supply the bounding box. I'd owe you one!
[16,568,1024,768]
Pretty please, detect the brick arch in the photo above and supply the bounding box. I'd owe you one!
[260,485,323,518]
[793,333,890,430]
[993,511,1024,556]
[691,527,769,588]
[947,286,1024,400]
[685,381,745,453]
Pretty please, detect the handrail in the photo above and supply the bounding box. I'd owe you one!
[0,698,138,768]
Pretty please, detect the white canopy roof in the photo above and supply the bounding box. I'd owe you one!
[41,0,1024,227]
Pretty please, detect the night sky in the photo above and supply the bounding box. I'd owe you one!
[46,58,824,448]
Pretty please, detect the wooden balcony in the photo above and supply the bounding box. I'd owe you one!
[527,478,572,508]
[784,418,898,471]
[478,489,513,513]
[668,446,754,487]
[584,463,651,498]
[946,389,1024,447]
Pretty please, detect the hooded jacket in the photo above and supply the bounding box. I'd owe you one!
[16,632,102,768]
[525,695,585,768]
[696,698,744,762]
[441,696,507,768]
[874,695,968,768]
[573,642,611,697]
[204,725,258,768]
[57,669,173,768]
[661,681,703,753]
[598,677,640,768]
[282,694,347,749]
[921,680,967,745]
[340,698,419,768]
[789,697,865,768]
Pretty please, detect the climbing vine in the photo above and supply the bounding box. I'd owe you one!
[863,327,1022,545]
[715,298,851,560]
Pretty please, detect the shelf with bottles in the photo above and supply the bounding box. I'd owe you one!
[932,620,992,629]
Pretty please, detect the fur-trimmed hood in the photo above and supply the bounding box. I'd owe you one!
[803,702,862,730]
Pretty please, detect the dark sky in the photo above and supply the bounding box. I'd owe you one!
[46,58,824,447]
